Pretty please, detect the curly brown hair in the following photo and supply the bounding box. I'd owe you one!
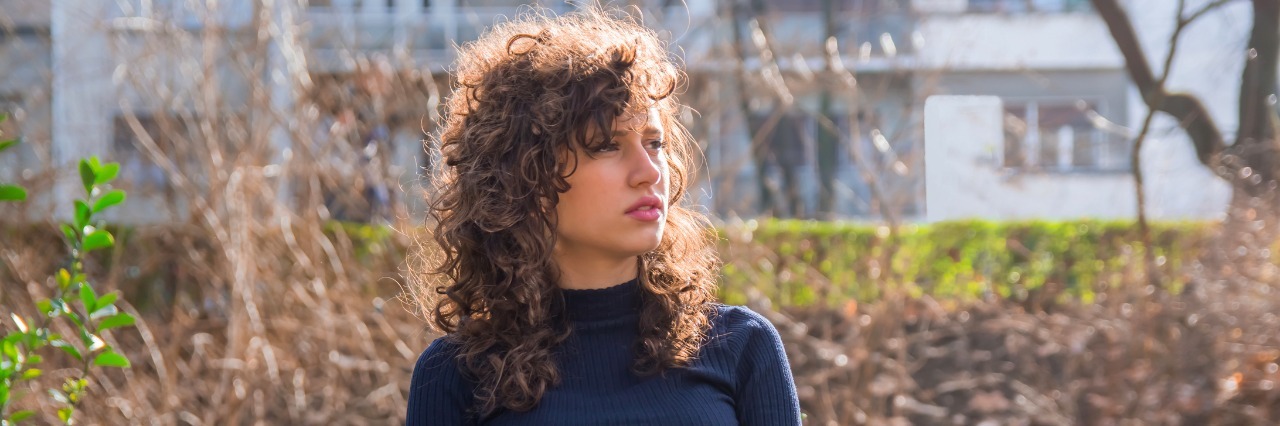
[408,6,721,419]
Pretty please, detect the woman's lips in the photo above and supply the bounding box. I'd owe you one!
[625,206,663,222]
[625,195,663,222]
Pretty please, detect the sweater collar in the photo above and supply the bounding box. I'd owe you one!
[560,277,642,322]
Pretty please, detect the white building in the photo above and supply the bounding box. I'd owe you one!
[0,0,1239,223]
[915,0,1235,221]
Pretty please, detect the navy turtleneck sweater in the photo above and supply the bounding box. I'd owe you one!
[406,278,802,425]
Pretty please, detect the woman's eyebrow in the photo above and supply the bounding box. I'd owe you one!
[611,128,663,138]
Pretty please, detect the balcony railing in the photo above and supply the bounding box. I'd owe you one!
[964,0,1093,14]
[754,12,918,58]
[303,5,581,54]
[303,4,917,72]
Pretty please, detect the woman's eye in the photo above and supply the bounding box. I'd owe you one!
[646,139,666,150]
[591,142,620,153]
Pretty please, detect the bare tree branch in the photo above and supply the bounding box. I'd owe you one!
[1091,0,1227,170]
[1182,0,1235,25]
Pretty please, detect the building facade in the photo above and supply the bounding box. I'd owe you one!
[0,0,1238,223]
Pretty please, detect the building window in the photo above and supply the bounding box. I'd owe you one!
[751,111,815,169]
[110,0,252,29]
[1002,100,1128,172]
[112,115,184,194]
[745,110,815,217]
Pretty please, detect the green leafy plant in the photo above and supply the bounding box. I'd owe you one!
[717,218,1214,307]
[0,114,26,203]
[0,147,135,425]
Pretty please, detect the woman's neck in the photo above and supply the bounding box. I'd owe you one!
[554,255,639,290]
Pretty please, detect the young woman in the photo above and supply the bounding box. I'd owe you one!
[407,7,801,425]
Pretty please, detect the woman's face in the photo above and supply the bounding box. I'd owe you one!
[553,107,669,265]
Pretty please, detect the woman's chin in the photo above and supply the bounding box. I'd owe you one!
[621,236,663,257]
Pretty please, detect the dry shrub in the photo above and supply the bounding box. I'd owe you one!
[750,235,1280,425]
[5,215,1280,424]
[0,216,436,424]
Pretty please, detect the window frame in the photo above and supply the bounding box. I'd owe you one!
[1000,96,1130,174]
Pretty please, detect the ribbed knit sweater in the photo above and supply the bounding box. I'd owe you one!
[406,278,802,425]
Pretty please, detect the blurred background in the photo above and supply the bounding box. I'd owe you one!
[1,0,1277,424]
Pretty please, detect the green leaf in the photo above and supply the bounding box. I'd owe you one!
[11,409,36,422]
[49,339,81,361]
[92,351,129,368]
[57,406,73,424]
[27,354,42,364]
[79,160,96,195]
[79,282,97,314]
[60,224,77,245]
[83,229,114,252]
[20,368,41,380]
[96,292,118,311]
[37,299,54,317]
[97,313,135,331]
[0,112,7,123]
[93,163,120,185]
[89,305,117,320]
[0,139,15,153]
[92,189,125,212]
[21,331,41,349]
[65,311,84,331]
[0,185,26,202]
[73,200,91,230]
[50,299,69,316]
[1,339,16,361]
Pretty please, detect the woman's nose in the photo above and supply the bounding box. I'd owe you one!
[626,143,662,188]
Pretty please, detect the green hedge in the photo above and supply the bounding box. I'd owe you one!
[716,219,1218,307]
[2,219,1224,311]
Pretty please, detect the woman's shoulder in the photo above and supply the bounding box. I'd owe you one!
[408,336,477,424]
[704,304,785,350]
[709,304,777,331]
[410,335,470,386]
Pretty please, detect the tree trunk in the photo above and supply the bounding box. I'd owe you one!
[1221,0,1280,270]
[1228,0,1280,200]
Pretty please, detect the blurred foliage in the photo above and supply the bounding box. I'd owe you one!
[4,218,1219,311]
[3,213,1276,424]
[324,220,398,261]
[1,157,135,425]
[0,114,26,204]
[716,218,1217,308]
